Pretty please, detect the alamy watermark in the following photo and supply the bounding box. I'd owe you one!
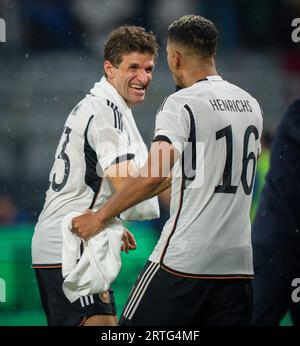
[291,18,300,43]
[93,140,205,188]
[291,278,300,303]
[0,18,6,43]
[0,278,6,303]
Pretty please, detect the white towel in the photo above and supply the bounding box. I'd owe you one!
[62,212,123,303]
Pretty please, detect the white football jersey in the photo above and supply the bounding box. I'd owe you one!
[149,75,263,277]
[32,77,159,265]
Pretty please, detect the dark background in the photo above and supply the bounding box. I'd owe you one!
[0,0,300,220]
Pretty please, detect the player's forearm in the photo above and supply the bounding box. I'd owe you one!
[147,176,171,199]
[94,176,164,225]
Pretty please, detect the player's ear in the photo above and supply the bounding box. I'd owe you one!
[174,50,182,69]
[104,60,115,79]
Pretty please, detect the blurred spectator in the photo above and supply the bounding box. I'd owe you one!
[0,194,16,225]
[251,99,300,326]
[0,194,32,225]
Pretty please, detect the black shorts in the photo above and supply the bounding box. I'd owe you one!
[119,261,252,326]
[34,268,116,326]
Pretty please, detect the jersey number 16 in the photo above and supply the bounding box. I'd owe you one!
[215,124,259,195]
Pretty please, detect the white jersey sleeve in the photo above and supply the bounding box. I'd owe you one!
[154,97,190,151]
[89,104,133,171]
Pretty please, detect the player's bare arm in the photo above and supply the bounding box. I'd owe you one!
[71,160,138,247]
[71,141,177,240]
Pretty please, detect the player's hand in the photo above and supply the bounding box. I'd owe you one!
[121,229,137,253]
[71,210,104,241]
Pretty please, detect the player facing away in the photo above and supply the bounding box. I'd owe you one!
[31,26,159,326]
[72,15,263,326]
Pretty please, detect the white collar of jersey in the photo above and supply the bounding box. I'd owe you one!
[90,76,130,111]
[206,75,223,82]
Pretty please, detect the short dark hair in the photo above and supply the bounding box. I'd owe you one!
[104,26,158,67]
[168,15,218,57]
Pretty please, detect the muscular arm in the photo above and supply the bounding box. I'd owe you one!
[72,141,178,240]
[105,153,172,197]
[148,175,172,199]
[98,141,175,221]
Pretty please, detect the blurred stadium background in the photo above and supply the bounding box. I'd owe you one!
[0,0,300,325]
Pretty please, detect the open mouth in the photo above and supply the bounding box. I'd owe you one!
[129,83,146,91]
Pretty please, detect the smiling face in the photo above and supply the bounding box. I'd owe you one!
[104,52,155,108]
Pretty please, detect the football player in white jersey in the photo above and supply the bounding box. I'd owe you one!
[73,15,263,325]
[31,26,160,326]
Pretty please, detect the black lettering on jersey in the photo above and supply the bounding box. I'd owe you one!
[227,100,235,112]
[246,100,253,112]
[241,100,249,112]
[107,99,123,131]
[217,99,225,111]
[241,125,259,195]
[215,124,259,195]
[222,100,231,112]
[236,100,243,112]
[182,104,196,189]
[215,125,238,194]
[209,99,253,113]
[209,99,219,111]
[51,127,72,192]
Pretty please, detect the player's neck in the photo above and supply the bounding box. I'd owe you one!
[177,56,217,88]
[182,66,218,88]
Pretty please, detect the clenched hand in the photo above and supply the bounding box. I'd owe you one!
[71,210,104,241]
